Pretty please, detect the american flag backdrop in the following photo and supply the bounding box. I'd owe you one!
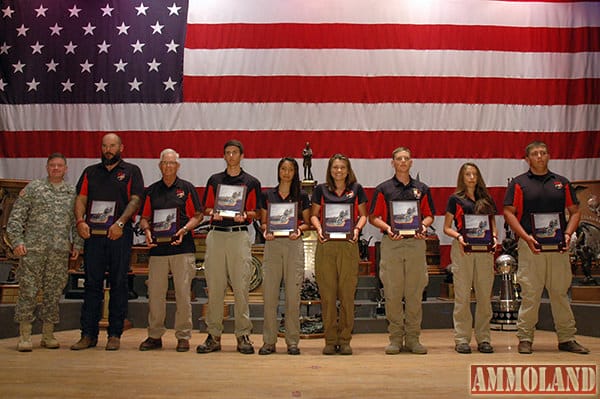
[1,0,599,265]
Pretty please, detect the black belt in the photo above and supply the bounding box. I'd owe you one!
[209,225,248,232]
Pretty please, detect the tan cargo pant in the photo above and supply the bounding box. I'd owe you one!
[450,240,494,345]
[516,239,577,343]
[379,235,428,345]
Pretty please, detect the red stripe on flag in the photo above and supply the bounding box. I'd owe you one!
[0,131,597,159]
[182,76,600,105]
[185,24,600,52]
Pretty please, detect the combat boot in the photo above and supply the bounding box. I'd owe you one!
[41,323,60,349]
[17,322,33,352]
[404,337,428,354]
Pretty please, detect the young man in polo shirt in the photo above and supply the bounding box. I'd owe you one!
[196,140,262,354]
[368,147,435,355]
[504,140,589,355]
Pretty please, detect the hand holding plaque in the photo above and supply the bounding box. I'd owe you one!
[389,200,421,237]
[531,212,565,252]
[323,203,354,240]
[267,202,298,237]
[151,208,178,245]
[214,184,247,218]
[461,214,494,252]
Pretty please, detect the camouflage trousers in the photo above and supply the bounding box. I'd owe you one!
[14,249,70,324]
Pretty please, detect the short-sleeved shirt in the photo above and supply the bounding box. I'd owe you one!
[446,194,497,231]
[142,177,203,256]
[369,176,435,229]
[261,186,311,229]
[312,182,368,223]
[202,169,262,227]
[76,160,145,225]
[503,170,577,234]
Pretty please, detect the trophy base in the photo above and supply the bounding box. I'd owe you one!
[491,300,520,330]
[490,321,518,331]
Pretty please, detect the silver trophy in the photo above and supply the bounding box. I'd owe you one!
[491,254,521,331]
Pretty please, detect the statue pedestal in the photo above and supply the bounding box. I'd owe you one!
[301,180,317,197]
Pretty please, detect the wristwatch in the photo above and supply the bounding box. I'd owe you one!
[116,221,124,229]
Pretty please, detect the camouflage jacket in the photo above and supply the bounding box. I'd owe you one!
[7,178,83,252]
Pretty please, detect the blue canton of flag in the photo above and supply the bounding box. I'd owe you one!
[0,0,188,104]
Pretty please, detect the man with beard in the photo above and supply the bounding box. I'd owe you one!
[71,133,144,351]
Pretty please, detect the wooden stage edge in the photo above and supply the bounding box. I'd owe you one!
[1,329,599,399]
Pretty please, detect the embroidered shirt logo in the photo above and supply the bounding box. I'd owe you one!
[176,189,185,198]
[116,172,126,181]
[554,181,564,190]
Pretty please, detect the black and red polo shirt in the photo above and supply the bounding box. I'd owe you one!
[503,170,578,234]
[142,177,203,256]
[446,194,497,231]
[261,186,311,228]
[369,176,435,229]
[312,182,368,222]
[76,160,145,225]
[203,169,262,227]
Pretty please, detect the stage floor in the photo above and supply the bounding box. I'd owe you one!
[1,328,599,399]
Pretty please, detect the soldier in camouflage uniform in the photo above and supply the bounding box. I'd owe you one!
[7,153,83,352]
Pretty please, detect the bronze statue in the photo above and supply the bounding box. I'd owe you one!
[302,142,313,181]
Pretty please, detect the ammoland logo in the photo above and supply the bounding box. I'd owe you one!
[470,364,597,395]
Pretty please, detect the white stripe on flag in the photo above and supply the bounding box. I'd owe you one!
[187,0,600,27]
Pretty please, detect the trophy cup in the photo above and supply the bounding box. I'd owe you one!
[491,254,521,331]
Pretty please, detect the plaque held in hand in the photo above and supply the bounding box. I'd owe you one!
[389,200,421,237]
[215,184,247,218]
[87,200,116,236]
[267,202,298,237]
[151,208,178,245]
[531,212,565,252]
[323,203,354,240]
[462,214,494,252]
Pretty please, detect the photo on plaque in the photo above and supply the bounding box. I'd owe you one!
[531,212,565,251]
[88,200,116,235]
[323,203,354,240]
[389,200,421,236]
[151,208,178,245]
[215,184,247,218]
[267,202,297,237]
[462,214,493,252]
